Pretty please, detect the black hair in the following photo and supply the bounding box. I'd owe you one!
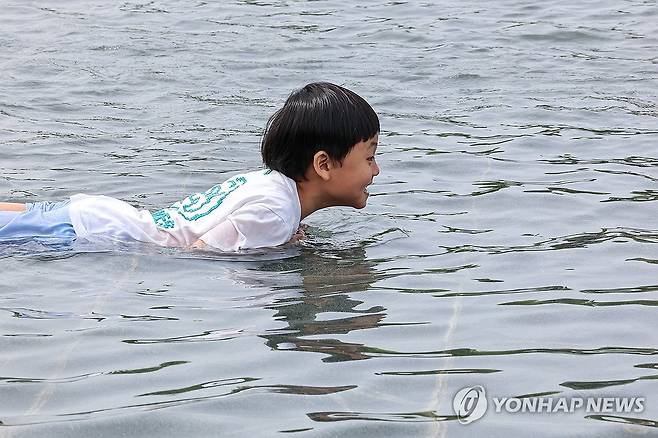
[261,82,380,181]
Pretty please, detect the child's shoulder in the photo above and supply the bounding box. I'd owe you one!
[234,169,299,220]
[234,168,295,191]
[205,168,296,206]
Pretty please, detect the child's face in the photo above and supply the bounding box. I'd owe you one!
[328,134,380,209]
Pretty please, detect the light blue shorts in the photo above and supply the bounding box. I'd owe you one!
[0,200,76,242]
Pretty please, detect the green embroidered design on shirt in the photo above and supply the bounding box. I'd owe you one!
[151,175,248,229]
[152,210,175,229]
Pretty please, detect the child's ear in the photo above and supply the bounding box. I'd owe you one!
[312,150,332,180]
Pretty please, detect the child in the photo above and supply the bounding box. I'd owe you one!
[0,82,380,252]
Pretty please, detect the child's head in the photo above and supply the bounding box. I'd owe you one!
[261,82,380,182]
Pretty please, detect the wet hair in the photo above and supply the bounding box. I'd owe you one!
[261,82,380,181]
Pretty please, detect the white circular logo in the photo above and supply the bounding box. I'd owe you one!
[453,385,487,424]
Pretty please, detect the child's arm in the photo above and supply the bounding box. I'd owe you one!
[190,219,242,252]
[194,204,293,252]
[190,224,305,251]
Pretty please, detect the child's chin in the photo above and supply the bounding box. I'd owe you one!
[342,193,368,209]
[353,199,368,209]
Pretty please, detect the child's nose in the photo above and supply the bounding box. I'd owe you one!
[372,161,380,176]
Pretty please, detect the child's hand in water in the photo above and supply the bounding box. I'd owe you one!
[189,239,207,250]
[289,224,308,243]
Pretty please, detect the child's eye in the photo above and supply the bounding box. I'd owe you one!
[367,156,375,162]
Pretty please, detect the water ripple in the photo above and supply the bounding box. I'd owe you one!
[440,227,658,254]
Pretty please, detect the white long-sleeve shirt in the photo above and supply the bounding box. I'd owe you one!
[67,169,301,251]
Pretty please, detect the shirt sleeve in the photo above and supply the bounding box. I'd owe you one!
[198,203,294,251]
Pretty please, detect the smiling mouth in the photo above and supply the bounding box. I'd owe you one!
[363,181,374,195]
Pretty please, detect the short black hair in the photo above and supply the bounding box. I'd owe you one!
[261,82,380,181]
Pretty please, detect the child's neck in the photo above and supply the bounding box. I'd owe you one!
[295,177,331,220]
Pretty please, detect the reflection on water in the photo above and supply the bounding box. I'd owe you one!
[256,246,389,362]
